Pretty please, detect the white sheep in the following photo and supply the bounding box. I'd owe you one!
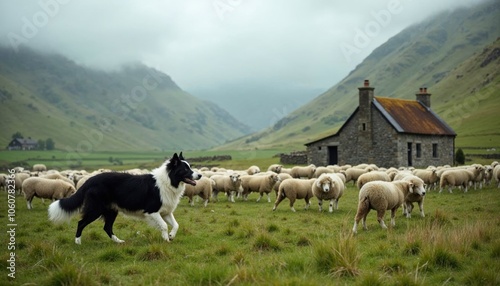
[290,164,316,179]
[272,178,315,212]
[412,168,438,191]
[246,165,261,175]
[240,173,280,202]
[439,165,484,193]
[32,164,47,173]
[312,173,345,212]
[344,167,373,185]
[41,172,75,187]
[184,177,214,207]
[313,166,334,178]
[267,164,283,173]
[401,175,427,218]
[493,165,500,188]
[393,171,413,181]
[211,173,242,203]
[483,165,494,186]
[273,173,293,196]
[22,177,76,209]
[356,171,391,189]
[14,173,30,194]
[0,173,7,191]
[352,177,426,234]
[280,167,293,175]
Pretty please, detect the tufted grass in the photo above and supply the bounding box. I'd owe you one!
[1,182,500,285]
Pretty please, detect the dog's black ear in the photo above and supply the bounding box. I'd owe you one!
[179,152,184,160]
[171,153,179,163]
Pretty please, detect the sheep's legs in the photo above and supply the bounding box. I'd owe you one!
[304,198,310,210]
[390,208,397,227]
[329,199,334,213]
[418,201,425,217]
[377,209,387,229]
[272,192,286,211]
[103,209,124,243]
[318,199,323,212]
[290,198,297,212]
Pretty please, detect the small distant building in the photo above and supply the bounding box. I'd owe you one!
[305,80,456,167]
[7,138,38,150]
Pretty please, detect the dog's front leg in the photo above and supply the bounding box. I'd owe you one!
[163,212,179,240]
[146,212,170,241]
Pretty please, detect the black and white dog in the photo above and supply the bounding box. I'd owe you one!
[48,152,201,244]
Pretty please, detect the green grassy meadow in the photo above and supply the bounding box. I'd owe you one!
[2,178,500,285]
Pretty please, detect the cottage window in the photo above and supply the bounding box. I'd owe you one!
[432,144,438,158]
[362,123,366,131]
[318,146,322,151]
[416,143,421,158]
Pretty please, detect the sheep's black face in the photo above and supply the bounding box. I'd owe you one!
[167,152,202,188]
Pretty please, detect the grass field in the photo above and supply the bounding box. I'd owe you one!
[2,178,500,285]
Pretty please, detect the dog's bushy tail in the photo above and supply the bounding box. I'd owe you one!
[48,183,88,223]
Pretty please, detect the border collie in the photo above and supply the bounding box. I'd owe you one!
[48,152,201,244]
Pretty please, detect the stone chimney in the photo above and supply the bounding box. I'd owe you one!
[416,87,431,108]
[358,79,374,131]
[358,80,374,150]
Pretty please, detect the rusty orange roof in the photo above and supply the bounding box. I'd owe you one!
[374,97,456,136]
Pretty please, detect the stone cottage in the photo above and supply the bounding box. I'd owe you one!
[305,80,456,167]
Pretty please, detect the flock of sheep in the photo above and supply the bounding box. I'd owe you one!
[1,160,499,234]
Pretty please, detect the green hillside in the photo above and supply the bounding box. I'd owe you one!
[218,0,500,152]
[0,47,250,151]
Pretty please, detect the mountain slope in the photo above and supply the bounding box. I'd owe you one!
[218,0,500,151]
[0,47,250,151]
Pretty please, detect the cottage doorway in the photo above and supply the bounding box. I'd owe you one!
[328,146,338,165]
[407,143,413,166]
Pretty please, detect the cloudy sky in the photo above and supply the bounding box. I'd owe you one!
[0,0,488,128]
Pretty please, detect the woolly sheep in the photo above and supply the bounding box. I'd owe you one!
[184,177,214,207]
[352,177,426,234]
[439,165,484,193]
[493,165,500,188]
[211,173,241,203]
[32,164,47,173]
[401,175,427,218]
[246,165,261,175]
[356,171,391,189]
[290,164,316,179]
[393,171,413,181]
[412,168,438,191]
[0,173,7,191]
[273,173,293,196]
[313,166,334,178]
[267,164,283,173]
[312,173,345,212]
[240,173,280,202]
[272,178,315,212]
[279,167,293,175]
[483,165,494,186]
[22,177,76,209]
[14,173,30,194]
[344,167,373,185]
[41,172,75,187]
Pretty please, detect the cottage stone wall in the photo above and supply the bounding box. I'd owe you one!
[307,105,455,168]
